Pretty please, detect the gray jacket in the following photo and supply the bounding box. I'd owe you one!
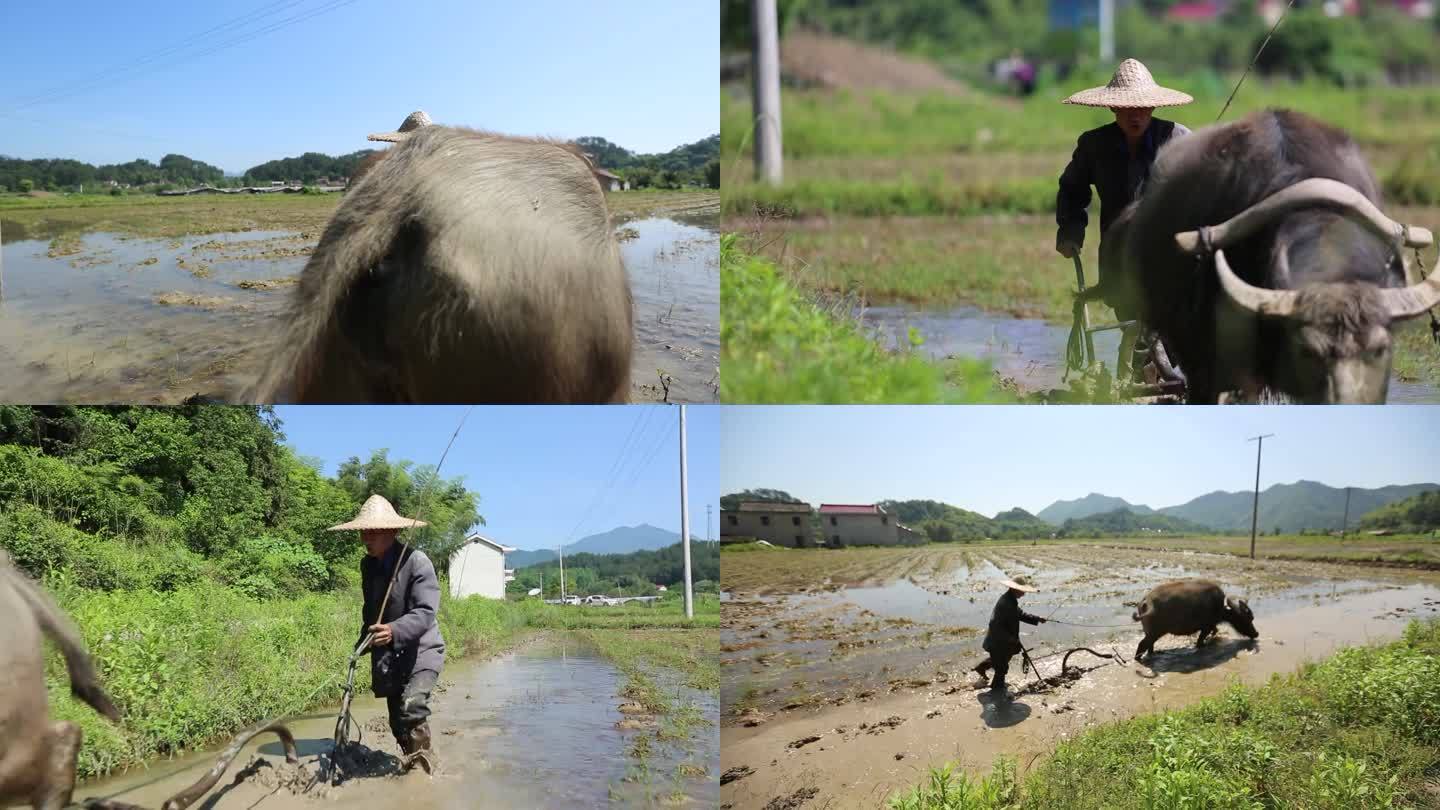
[360,542,445,695]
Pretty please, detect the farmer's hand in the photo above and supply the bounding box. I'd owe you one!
[369,623,394,647]
[1056,240,1079,259]
[1038,617,1048,623]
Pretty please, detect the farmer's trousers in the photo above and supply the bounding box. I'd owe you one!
[386,668,438,741]
[975,653,1013,690]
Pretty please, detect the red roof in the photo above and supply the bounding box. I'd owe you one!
[1167,1,1221,19]
[819,504,882,515]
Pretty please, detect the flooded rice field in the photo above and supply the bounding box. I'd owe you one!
[720,544,1440,809]
[862,305,1440,402]
[0,213,718,403]
[79,634,716,809]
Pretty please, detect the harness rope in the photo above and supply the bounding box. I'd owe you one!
[1042,618,1135,628]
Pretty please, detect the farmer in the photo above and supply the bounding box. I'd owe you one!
[971,576,1046,699]
[1055,59,1193,381]
[328,494,445,770]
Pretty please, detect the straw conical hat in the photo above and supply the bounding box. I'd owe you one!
[1063,59,1193,109]
[1000,575,1039,593]
[367,110,433,143]
[328,494,428,531]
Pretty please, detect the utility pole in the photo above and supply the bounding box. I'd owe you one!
[1341,486,1351,538]
[1247,434,1274,559]
[1099,0,1115,63]
[558,542,566,603]
[752,0,783,185]
[680,404,693,619]
[707,504,713,545]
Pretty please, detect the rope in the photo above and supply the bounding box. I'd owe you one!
[1215,0,1296,124]
[1044,618,1134,628]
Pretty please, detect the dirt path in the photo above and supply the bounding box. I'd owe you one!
[720,546,1440,809]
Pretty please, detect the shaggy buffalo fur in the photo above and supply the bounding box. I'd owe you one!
[243,125,634,403]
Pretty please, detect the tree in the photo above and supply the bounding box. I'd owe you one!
[333,448,483,565]
[704,159,720,189]
[18,179,33,193]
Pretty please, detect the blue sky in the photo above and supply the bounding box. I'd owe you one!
[2,0,718,172]
[721,406,1440,517]
[272,405,719,551]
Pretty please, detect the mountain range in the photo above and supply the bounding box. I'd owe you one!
[506,524,704,568]
[1035,481,1440,533]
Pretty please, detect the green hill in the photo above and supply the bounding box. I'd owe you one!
[1159,481,1440,533]
[1059,508,1211,538]
[880,499,994,541]
[1359,490,1440,532]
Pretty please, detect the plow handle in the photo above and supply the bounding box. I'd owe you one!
[1071,255,1096,366]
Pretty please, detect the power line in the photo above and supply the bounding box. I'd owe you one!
[557,406,656,549]
[1,0,363,116]
[580,411,674,538]
[5,0,309,112]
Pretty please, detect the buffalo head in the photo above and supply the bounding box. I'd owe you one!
[1222,596,1259,639]
[1176,178,1440,403]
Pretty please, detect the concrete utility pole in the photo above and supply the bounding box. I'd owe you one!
[1099,0,1115,63]
[752,0,783,185]
[680,404,694,619]
[558,542,566,603]
[1341,486,1351,538]
[1247,434,1274,559]
[707,504,713,544]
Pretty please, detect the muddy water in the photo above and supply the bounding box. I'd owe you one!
[721,547,1440,809]
[0,217,718,403]
[80,635,716,809]
[625,215,720,403]
[861,304,1440,402]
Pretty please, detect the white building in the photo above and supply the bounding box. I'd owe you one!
[448,533,516,600]
[819,504,922,547]
[721,501,814,547]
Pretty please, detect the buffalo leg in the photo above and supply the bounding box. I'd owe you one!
[1134,634,1157,661]
[34,721,81,810]
[1196,625,1216,647]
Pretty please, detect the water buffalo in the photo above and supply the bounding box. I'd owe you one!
[1115,108,1440,403]
[1131,578,1258,661]
[1,552,120,810]
[241,124,634,404]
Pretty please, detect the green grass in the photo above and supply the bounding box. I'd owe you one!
[721,80,1440,161]
[42,578,714,780]
[720,234,1011,403]
[722,177,1055,219]
[887,618,1440,809]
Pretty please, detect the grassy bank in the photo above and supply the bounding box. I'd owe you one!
[888,618,1440,809]
[720,82,1440,161]
[0,188,715,243]
[45,578,714,781]
[720,234,1009,403]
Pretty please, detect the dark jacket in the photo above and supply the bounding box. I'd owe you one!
[982,591,1043,657]
[360,542,445,696]
[1056,118,1191,250]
